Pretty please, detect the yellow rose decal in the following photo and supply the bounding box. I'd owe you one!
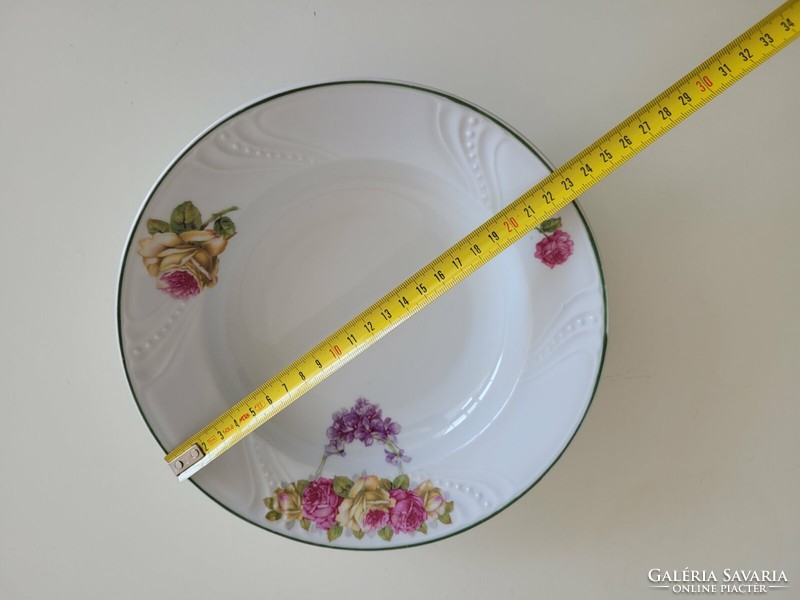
[415,480,447,520]
[264,482,303,522]
[137,201,237,299]
[336,476,394,535]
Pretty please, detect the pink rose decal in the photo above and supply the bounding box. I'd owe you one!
[388,488,427,533]
[157,270,201,300]
[301,478,342,530]
[534,218,574,268]
[363,509,390,531]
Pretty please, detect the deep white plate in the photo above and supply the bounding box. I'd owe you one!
[118,81,606,549]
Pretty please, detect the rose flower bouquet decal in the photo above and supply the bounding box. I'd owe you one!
[265,398,455,543]
[137,201,238,299]
[534,217,574,268]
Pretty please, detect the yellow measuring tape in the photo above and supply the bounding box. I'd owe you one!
[166,1,799,480]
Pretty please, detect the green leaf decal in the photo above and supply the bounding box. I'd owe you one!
[213,216,237,239]
[378,526,393,542]
[539,217,562,233]
[265,510,282,522]
[352,529,365,540]
[445,501,454,513]
[295,479,309,496]
[379,478,393,491]
[170,201,202,233]
[201,205,239,229]
[417,522,428,534]
[300,518,311,531]
[263,497,274,509]
[333,476,354,498]
[438,512,452,525]
[392,474,409,490]
[146,218,170,234]
[327,524,343,542]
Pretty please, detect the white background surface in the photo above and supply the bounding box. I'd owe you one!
[1,1,798,598]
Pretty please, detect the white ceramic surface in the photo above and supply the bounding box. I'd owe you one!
[118,81,606,549]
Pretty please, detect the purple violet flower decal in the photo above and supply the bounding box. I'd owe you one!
[323,397,409,463]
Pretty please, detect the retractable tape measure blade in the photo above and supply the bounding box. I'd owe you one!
[166,1,799,480]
